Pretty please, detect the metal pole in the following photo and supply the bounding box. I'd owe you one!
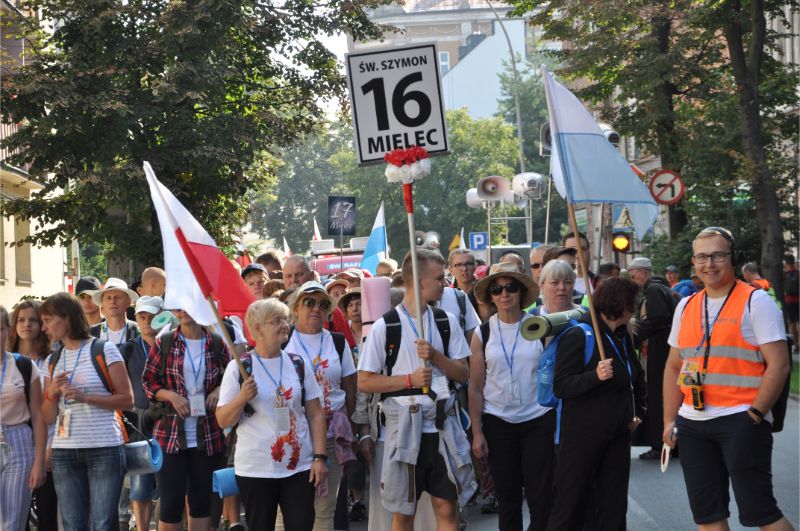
[487,0,530,244]
[487,201,493,266]
[544,176,552,244]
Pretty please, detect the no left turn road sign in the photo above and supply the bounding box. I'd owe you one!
[345,43,449,165]
[648,170,686,205]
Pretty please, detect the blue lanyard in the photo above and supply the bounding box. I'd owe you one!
[0,355,7,396]
[295,332,325,372]
[103,322,128,346]
[253,351,284,398]
[139,338,149,358]
[181,336,205,393]
[604,334,632,381]
[400,304,433,341]
[495,317,522,373]
[62,341,88,406]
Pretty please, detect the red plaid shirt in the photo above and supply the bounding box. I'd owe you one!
[142,328,230,455]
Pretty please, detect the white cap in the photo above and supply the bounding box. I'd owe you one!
[628,257,653,270]
[135,295,163,315]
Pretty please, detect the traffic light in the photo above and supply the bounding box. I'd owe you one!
[612,232,631,253]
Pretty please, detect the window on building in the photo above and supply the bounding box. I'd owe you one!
[14,216,31,284]
[439,51,450,75]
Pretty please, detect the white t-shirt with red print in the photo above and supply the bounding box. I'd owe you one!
[284,330,356,437]
[218,351,322,478]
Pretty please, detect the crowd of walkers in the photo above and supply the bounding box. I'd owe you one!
[1,226,796,531]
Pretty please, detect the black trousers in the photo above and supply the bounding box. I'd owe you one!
[156,448,223,523]
[483,411,556,531]
[236,471,315,531]
[546,426,631,531]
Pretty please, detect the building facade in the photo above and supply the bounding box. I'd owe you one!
[1,0,67,304]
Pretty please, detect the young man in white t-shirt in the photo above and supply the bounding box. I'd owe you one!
[358,248,471,531]
[662,227,792,531]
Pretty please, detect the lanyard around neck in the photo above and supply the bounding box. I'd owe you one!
[699,283,737,376]
[253,351,285,399]
[295,331,325,372]
[400,304,433,341]
[104,322,128,346]
[604,333,632,382]
[496,316,523,373]
[181,335,205,394]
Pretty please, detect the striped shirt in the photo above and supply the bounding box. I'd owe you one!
[47,340,125,449]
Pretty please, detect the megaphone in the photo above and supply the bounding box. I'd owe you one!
[539,122,552,157]
[466,188,483,209]
[423,231,440,248]
[476,175,511,201]
[414,230,426,246]
[501,189,525,208]
[520,307,588,341]
[513,172,546,200]
[598,122,621,148]
[151,310,177,331]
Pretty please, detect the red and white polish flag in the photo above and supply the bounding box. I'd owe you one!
[144,162,255,327]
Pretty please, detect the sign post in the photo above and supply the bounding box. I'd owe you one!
[328,196,356,272]
[346,44,449,165]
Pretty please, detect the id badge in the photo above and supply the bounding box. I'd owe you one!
[431,376,450,400]
[189,394,206,417]
[56,410,72,439]
[274,407,291,433]
[503,380,521,406]
[677,361,699,386]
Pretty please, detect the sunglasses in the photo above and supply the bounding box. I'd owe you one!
[488,283,521,296]
[302,298,331,311]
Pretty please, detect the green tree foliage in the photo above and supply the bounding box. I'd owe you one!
[0,0,387,265]
[250,110,520,258]
[505,0,798,290]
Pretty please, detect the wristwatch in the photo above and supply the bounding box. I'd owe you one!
[313,453,328,463]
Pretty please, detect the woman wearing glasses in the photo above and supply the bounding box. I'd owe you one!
[283,281,357,531]
[468,263,555,531]
[216,298,328,530]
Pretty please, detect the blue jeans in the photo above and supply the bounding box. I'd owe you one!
[52,446,126,531]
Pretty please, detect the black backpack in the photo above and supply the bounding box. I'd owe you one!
[379,306,451,401]
[12,353,33,406]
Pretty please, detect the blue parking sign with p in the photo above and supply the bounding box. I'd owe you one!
[469,232,487,250]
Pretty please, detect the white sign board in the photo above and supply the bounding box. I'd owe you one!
[346,44,449,165]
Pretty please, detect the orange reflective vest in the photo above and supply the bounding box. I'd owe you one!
[677,281,764,408]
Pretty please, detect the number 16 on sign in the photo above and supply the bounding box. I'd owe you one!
[346,43,450,165]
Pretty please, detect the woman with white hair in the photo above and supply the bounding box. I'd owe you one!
[217,298,328,530]
[531,259,582,317]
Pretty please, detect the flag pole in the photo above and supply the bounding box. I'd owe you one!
[403,183,431,395]
[567,203,607,360]
[205,295,249,380]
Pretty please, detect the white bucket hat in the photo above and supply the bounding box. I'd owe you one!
[92,277,139,306]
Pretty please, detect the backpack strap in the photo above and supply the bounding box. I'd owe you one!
[89,339,113,393]
[13,353,33,406]
[330,332,346,362]
[432,307,451,359]
[383,309,402,377]
[158,332,175,386]
[455,289,466,331]
[575,323,596,366]
[480,320,491,363]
